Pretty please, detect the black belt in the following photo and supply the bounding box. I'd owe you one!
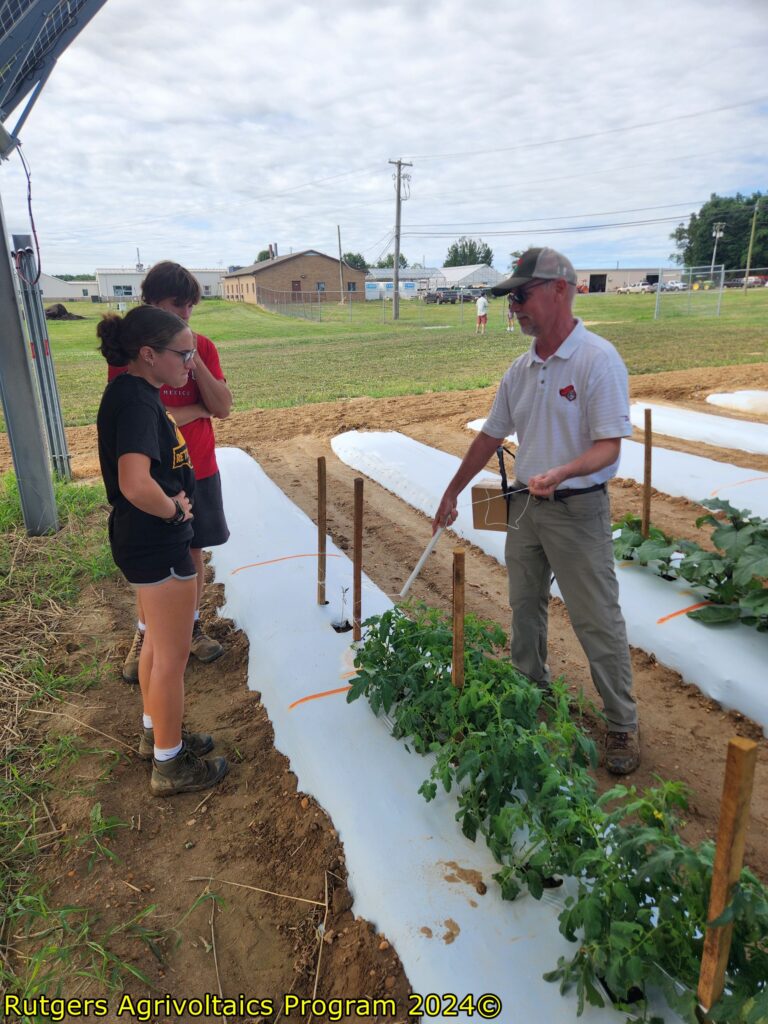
[552,483,606,500]
[515,481,606,501]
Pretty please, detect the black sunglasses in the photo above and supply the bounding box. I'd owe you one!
[509,279,550,305]
[152,345,197,365]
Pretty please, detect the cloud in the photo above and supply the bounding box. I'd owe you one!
[1,0,766,272]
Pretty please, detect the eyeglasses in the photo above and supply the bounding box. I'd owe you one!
[509,279,550,305]
[152,346,196,365]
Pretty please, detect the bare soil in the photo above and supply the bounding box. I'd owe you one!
[6,364,768,1018]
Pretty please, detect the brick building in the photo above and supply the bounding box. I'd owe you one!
[223,250,367,304]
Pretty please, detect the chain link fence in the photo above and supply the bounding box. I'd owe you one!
[653,265,725,319]
[242,286,508,327]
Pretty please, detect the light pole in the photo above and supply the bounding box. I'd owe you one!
[710,221,726,281]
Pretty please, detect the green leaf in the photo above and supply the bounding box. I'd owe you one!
[634,539,680,567]
[745,988,768,1024]
[526,868,544,901]
[733,544,768,587]
[687,604,741,624]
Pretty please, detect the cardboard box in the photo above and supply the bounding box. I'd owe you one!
[471,483,509,532]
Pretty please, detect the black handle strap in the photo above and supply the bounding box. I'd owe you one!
[496,445,516,511]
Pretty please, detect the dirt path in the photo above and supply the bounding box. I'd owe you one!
[8,365,768,1012]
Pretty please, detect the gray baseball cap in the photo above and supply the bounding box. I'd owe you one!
[491,247,577,296]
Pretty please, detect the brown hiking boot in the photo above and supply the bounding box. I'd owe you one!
[121,628,144,684]
[190,620,224,664]
[150,744,229,798]
[138,727,214,761]
[605,730,641,775]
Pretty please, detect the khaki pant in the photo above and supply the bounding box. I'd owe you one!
[505,487,638,731]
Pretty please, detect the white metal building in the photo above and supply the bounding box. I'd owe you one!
[95,267,224,300]
[574,267,673,293]
[36,273,99,301]
[430,264,504,289]
[365,267,439,300]
[365,264,505,298]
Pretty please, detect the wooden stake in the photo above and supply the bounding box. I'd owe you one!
[641,408,652,538]
[697,737,758,1018]
[353,477,363,641]
[452,548,465,689]
[317,457,327,605]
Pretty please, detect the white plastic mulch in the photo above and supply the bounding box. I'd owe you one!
[466,419,768,527]
[330,431,768,736]
[629,402,768,455]
[706,390,768,416]
[210,446,675,1023]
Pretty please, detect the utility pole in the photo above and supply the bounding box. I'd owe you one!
[337,224,345,303]
[743,200,760,293]
[710,221,726,281]
[389,158,412,320]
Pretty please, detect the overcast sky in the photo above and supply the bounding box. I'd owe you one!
[1,0,766,274]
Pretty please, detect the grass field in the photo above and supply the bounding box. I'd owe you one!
[6,289,767,429]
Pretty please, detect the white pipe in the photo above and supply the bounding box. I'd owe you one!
[399,526,444,599]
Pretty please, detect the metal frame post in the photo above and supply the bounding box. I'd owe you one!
[12,238,71,478]
[0,193,58,534]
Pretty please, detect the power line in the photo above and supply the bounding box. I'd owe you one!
[408,97,768,162]
[403,215,690,240]
[405,202,704,229]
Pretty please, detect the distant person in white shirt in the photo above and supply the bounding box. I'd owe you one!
[433,247,639,775]
[506,294,515,332]
[475,293,489,335]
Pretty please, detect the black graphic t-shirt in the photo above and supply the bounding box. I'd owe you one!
[97,374,195,570]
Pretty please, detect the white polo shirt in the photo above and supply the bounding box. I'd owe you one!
[483,318,632,487]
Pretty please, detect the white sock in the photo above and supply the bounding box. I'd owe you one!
[154,742,183,762]
[193,610,200,622]
[142,714,153,730]
[137,620,146,633]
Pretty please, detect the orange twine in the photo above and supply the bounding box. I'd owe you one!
[656,601,712,625]
[231,553,341,575]
[288,685,353,710]
[709,475,768,497]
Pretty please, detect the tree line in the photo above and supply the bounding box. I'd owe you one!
[669,192,766,269]
[337,237,495,272]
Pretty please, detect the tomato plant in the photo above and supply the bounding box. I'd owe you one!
[349,603,768,1023]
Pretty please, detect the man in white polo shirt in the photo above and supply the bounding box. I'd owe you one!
[432,247,639,774]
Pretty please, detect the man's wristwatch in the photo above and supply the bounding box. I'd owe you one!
[163,499,186,525]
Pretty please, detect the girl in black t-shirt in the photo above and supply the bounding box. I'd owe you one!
[97,307,228,797]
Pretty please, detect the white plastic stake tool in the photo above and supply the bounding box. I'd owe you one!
[399,526,444,599]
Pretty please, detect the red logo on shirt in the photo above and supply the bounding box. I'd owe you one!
[559,384,577,402]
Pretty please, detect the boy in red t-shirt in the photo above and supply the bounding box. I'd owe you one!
[109,262,232,680]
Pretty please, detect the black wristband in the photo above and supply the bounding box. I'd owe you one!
[163,499,185,525]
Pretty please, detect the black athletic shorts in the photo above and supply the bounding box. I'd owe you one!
[190,471,230,549]
[119,547,198,587]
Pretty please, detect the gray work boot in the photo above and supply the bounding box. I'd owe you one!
[138,727,214,761]
[121,628,144,684]
[150,745,229,798]
[605,730,641,775]
[190,620,224,664]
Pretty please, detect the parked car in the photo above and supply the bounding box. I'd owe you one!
[435,288,458,304]
[457,288,485,302]
[617,282,655,294]
[663,281,687,291]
